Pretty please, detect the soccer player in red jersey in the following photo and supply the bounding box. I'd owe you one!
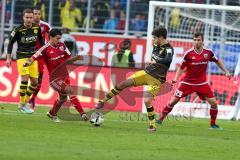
[157,32,231,129]
[24,29,87,122]
[29,8,51,110]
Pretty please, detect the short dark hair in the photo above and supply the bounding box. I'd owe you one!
[33,7,41,11]
[49,29,62,37]
[22,9,33,16]
[120,39,131,49]
[194,32,204,41]
[152,26,167,39]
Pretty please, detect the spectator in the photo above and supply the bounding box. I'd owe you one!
[110,0,126,10]
[112,39,135,68]
[34,0,47,21]
[76,0,88,28]
[60,0,82,31]
[5,0,11,23]
[170,2,180,30]
[117,11,126,31]
[82,16,95,29]
[103,10,118,33]
[130,14,146,31]
[93,0,110,29]
[111,0,123,18]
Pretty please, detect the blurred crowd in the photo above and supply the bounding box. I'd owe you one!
[1,0,239,34]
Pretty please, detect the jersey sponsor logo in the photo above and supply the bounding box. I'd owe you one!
[21,36,37,43]
[50,54,64,61]
[192,61,208,65]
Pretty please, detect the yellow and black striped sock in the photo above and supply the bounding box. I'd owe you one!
[20,81,28,104]
[103,87,121,102]
[25,83,37,103]
[147,106,156,127]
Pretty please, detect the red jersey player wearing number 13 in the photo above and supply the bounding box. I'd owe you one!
[157,32,231,129]
[24,29,88,122]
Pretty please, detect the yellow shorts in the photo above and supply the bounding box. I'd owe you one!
[17,58,39,78]
[128,70,162,96]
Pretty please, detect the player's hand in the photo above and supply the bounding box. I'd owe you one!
[23,61,31,67]
[170,80,177,85]
[225,72,231,80]
[5,59,11,68]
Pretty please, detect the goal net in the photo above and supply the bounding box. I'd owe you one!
[146,1,240,119]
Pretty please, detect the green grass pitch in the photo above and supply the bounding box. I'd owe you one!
[0,103,240,160]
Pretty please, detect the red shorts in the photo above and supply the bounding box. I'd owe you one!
[174,82,214,100]
[50,76,70,94]
[37,57,45,73]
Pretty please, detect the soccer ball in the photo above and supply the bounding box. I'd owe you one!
[90,112,104,126]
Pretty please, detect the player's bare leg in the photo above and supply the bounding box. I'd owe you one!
[205,97,221,129]
[95,78,135,109]
[157,96,180,124]
[144,91,156,132]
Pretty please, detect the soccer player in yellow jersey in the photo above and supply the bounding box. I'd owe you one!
[6,9,44,113]
[95,26,174,132]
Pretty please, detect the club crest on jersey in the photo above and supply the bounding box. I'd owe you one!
[203,54,208,59]
[34,29,38,34]
[59,46,64,51]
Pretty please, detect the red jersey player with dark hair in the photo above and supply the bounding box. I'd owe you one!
[29,7,51,110]
[24,29,88,122]
[157,32,231,129]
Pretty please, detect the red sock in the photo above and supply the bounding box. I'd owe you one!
[50,100,63,116]
[70,96,84,114]
[32,73,43,99]
[32,84,41,99]
[210,107,218,126]
[160,103,173,121]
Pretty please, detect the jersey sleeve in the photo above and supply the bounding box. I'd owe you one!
[47,23,52,32]
[64,45,71,60]
[32,44,47,60]
[180,53,188,69]
[209,50,218,62]
[7,28,18,54]
[37,26,45,46]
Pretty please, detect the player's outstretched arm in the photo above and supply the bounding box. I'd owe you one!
[23,50,42,67]
[172,66,185,84]
[66,55,82,64]
[5,54,12,68]
[215,59,231,79]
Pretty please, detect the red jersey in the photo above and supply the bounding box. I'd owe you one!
[36,20,51,49]
[179,47,218,85]
[33,42,71,75]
